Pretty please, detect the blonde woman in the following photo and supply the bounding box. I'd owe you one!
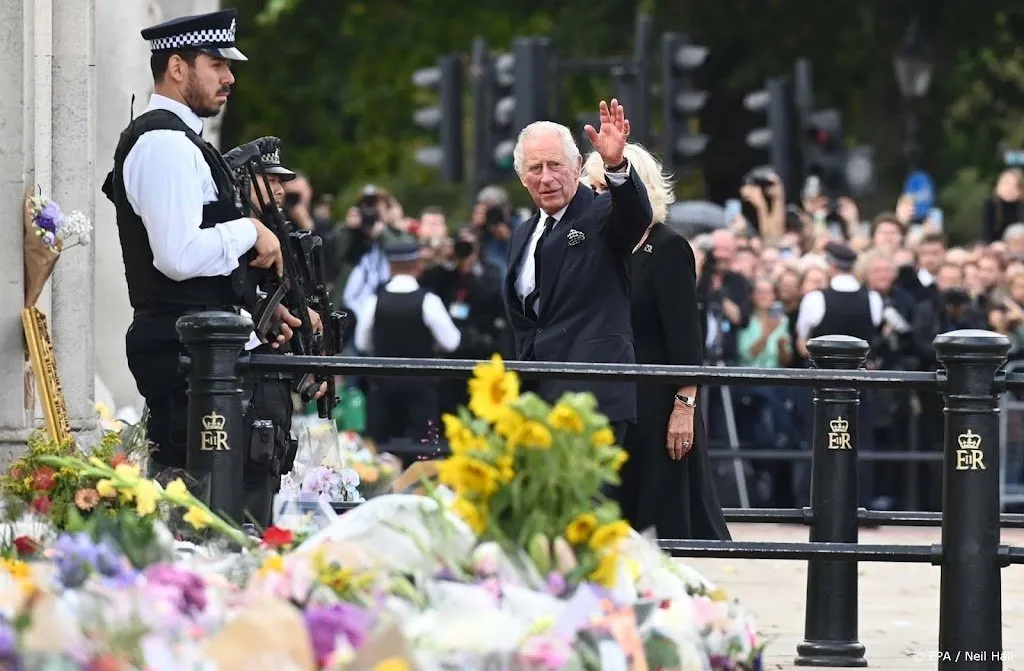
[583,144,730,541]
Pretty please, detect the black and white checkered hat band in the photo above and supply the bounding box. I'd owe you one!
[261,150,281,164]
[150,26,235,51]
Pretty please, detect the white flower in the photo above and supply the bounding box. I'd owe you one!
[60,210,92,244]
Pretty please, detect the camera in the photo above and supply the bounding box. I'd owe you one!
[357,185,379,229]
[484,206,505,229]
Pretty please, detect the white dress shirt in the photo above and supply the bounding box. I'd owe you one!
[122,94,257,283]
[353,274,461,354]
[795,274,884,341]
[513,162,632,313]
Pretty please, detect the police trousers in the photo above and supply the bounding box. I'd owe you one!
[241,343,298,527]
[367,376,440,449]
[126,311,196,473]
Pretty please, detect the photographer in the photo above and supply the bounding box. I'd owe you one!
[420,226,509,414]
[339,185,409,313]
[471,185,519,274]
[696,229,753,364]
[738,169,786,243]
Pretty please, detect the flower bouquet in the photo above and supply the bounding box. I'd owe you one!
[23,187,92,308]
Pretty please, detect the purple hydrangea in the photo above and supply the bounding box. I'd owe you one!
[54,533,100,588]
[53,533,135,589]
[143,563,208,615]
[34,201,63,232]
[303,603,374,666]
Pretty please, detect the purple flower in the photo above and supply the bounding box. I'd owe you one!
[54,533,100,588]
[546,571,567,596]
[0,621,20,670]
[41,231,56,247]
[143,563,208,615]
[33,201,63,232]
[303,603,374,666]
[96,541,137,587]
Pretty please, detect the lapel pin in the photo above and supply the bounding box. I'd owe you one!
[643,243,653,253]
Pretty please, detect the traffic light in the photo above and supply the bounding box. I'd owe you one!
[803,108,847,193]
[660,32,709,174]
[743,76,799,196]
[792,58,849,194]
[411,54,464,183]
[485,37,550,180]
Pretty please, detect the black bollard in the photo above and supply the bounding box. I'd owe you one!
[176,311,253,524]
[795,335,870,668]
[934,330,1010,671]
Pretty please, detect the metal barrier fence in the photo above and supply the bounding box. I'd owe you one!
[177,311,1023,670]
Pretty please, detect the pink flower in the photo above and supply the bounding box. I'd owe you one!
[519,635,573,670]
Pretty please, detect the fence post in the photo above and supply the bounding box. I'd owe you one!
[795,334,869,668]
[176,311,252,523]
[934,329,1010,671]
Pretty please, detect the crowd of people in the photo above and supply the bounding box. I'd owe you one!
[286,159,1024,515]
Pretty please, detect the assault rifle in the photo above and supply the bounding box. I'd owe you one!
[224,138,350,418]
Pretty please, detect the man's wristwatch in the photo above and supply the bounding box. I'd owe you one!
[674,393,697,409]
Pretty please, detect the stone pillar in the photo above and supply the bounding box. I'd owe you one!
[0,0,29,461]
[92,0,158,414]
[50,0,98,434]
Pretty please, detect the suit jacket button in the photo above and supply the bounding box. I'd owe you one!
[536,328,543,334]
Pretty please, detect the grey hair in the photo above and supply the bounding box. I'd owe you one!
[477,185,509,207]
[1003,222,1024,242]
[513,121,580,176]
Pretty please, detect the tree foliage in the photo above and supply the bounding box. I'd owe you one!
[223,0,1024,230]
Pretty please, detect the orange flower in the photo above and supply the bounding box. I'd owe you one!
[74,487,100,511]
[353,462,379,484]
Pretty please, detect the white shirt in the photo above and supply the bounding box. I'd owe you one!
[513,163,632,313]
[353,274,461,354]
[795,274,884,341]
[122,94,257,283]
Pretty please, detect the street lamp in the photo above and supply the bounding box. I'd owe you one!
[892,18,933,101]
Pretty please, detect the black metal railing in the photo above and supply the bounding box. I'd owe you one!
[177,312,1017,671]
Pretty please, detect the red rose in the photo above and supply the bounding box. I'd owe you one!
[262,526,294,548]
[13,536,40,557]
[109,454,127,468]
[659,599,672,610]
[31,467,56,492]
[30,495,52,514]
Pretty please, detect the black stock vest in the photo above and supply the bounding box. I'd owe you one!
[103,109,248,311]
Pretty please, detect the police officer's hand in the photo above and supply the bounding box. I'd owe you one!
[268,304,303,348]
[313,381,328,400]
[249,218,284,276]
[307,307,323,334]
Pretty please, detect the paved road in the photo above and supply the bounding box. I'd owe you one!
[682,524,1024,671]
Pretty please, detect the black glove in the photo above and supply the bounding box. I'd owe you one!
[223,136,280,171]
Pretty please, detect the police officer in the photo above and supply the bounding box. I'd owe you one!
[353,241,461,456]
[794,241,883,508]
[229,140,328,525]
[102,9,303,478]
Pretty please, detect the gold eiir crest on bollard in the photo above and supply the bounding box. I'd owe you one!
[21,307,71,444]
[200,411,230,451]
[827,416,852,450]
[955,429,985,471]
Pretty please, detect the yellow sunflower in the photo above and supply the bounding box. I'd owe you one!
[468,355,520,422]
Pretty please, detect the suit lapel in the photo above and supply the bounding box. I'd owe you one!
[538,185,593,318]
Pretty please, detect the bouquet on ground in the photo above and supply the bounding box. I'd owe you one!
[0,425,150,533]
[23,187,92,308]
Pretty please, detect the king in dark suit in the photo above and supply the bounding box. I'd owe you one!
[504,99,653,442]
